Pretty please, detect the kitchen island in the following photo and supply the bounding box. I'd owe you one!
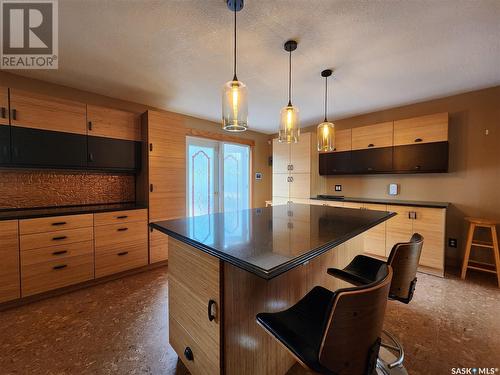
[151,203,395,375]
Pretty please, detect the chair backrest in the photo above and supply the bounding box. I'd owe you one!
[387,233,424,303]
[319,266,392,375]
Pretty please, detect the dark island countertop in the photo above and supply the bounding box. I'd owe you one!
[151,204,395,280]
[311,195,449,208]
[0,202,147,221]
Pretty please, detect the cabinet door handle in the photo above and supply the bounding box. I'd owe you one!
[290,176,294,182]
[116,215,128,219]
[290,164,294,171]
[367,167,374,171]
[414,138,423,143]
[52,250,68,256]
[184,347,194,361]
[13,146,19,158]
[150,184,154,192]
[0,107,5,119]
[117,251,129,256]
[368,143,374,148]
[414,165,421,170]
[88,153,94,162]
[52,236,67,241]
[11,109,17,121]
[149,143,153,152]
[117,227,128,232]
[53,264,67,270]
[208,299,217,321]
[51,221,67,226]
[88,121,92,131]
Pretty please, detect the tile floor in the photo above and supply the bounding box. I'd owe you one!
[0,267,499,375]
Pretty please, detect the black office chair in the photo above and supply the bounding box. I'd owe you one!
[256,266,393,375]
[327,233,424,373]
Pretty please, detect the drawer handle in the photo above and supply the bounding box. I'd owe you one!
[117,251,129,256]
[414,138,423,143]
[52,250,68,256]
[184,347,194,361]
[208,299,217,321]
[51,221,67,226]
[117,227,128,232]
[116,215,128,219]
[52,236,67,241]
[53,264,67,270]
[414,165,421,170]
[368,143,374,148]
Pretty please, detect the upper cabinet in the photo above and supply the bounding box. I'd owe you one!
[87,105,141,141]
[272,138,290,174]
[393,113,448,146]
[0,87,9,126]
[352,121,393,150]
[333,129,351,152]
[9,89,87,135]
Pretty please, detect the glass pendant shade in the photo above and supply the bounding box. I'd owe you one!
[317,121,335,152]
[279,105,300,143]
[222,79,248,132]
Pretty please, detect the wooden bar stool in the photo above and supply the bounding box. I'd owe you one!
[461,217,500,287]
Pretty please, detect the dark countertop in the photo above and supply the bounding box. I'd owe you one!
[151,204,395,280]
[311,195,449,208]
[0,202,147,221]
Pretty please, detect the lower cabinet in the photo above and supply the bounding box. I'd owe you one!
[94,211,148,278]
[150,227,169,263]
[168,238,221,375]
[0,220,20,303]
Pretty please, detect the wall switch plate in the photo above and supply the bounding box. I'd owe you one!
[388,183,399,196]
[448,238,457,248]
[334,184,342,192]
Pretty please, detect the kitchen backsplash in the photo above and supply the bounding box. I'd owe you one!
[0,170,135,209]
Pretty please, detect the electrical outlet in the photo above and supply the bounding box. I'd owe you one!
[334,184,342,192]
[448,238,457,248]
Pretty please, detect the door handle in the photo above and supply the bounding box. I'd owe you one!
[414,138,423,143]
[117,227,128,232]
[414,165,421,170]
[290,164,294,171]
[88,153,94,162]
[208,299,217,321]
[184,347,194,361]
[88,121,92,131]
[367,143,374,148]
[11,109,17,121]
[150,184,154,192]
[51,221,67,226]
[117,251,129,256]
[0,107,5,119]
[52,250,68,256]
[290,176,294,182]
[53,264,67,270]
[52,236,67,241]
[116,215,128,219]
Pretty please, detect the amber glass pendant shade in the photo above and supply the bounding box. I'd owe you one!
[316,69,335,151]
[222,79,248,132]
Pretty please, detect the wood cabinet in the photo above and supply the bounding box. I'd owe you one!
[19,215,94,296]
[0,124,10,164]
[393,113,448,146]
[87,105,141,141]
[351,147,393,174]
[94,211,148,278]
[150,227,168,263]
[333,129,351,152]
[0,220,20,303]
[0,87,9,126]
[352,122,393,150]
[319,151,351,175]
[168,238,221,375]
[87,135,141,171]
[272,132,323,204]
[385,205,446,276]
[9,89,87,135]
[11,126,87,168]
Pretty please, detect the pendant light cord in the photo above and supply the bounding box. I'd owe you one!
[233,7,238,81]
[324,76,328,122]
[288,49,292,107]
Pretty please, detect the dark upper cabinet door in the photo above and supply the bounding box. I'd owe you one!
[87,136,141,171]
[393,141,449,173]
[11,126,87,168]
[319,152,352,175]
[351,147,393,174]
[0,125,10,164]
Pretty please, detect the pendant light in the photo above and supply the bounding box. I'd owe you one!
[317,69,335,152]
[278,40,300,143]
[222,0,248,132]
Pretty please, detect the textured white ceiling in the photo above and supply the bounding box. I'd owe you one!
[13,0,500,133]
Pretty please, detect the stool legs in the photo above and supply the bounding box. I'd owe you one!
[491,226,500,287]
[461,223,475,279]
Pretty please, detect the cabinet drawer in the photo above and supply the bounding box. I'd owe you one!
[169,278,220,361]
[393,113,448,146]
[94,209,147,226]
[21,241,93,266]
[95,242,148,278]
[20,227,93,251]
[169,316,220,375]
[20,214,93,235]
[352,122,393,150]
[95,221,147,247]
[21,248,94,296]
